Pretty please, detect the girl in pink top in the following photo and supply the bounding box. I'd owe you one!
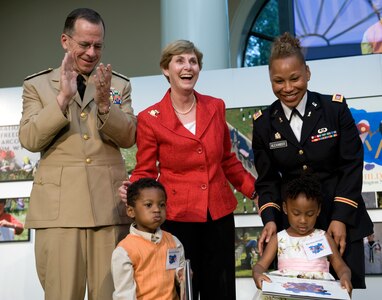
[252,175,352,296]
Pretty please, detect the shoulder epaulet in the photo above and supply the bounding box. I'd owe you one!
[112,70,130,81]
[253,110,263,121]
[332,93,344,103]
[24,68,53,81]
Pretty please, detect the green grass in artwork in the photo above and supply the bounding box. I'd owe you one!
[235,227,262,277]
[2,198,30,241]
[233,187,258,214]
[226,106,267,215]
[120,144,138,175]
[0,170,33,182]
[225,106,268,140]
[13,209,29,241]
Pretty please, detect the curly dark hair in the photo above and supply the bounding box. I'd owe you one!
[284,174,322,206]
[127,178,167,207]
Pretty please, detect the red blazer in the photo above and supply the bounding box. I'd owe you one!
[130,89,255,222]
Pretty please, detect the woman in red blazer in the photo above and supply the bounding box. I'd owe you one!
[119,40,256,300]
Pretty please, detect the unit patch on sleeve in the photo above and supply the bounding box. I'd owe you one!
[332,93,343,103]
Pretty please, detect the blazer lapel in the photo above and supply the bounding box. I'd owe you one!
[157,90,197,139]
[195,93,215,139]
[300,91,322,145]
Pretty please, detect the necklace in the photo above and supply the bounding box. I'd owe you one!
[172,96,196,115]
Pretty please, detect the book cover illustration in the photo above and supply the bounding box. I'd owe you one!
[261,274,350,300]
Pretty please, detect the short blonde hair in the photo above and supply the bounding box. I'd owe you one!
[160,40,203,73]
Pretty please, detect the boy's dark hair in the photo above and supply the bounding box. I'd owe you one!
[284,175,322,206]
[127,178,167,207]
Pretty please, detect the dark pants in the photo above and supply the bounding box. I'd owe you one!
[163,213,236,300]
[330,238,366,289]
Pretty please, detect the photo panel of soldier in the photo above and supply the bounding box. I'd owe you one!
[377,192,382,208]
[0,197,30,243]
[235,226,263,277]
[364,222,382,275]
[363,191,378,209]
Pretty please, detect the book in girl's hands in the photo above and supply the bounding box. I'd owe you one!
[261,274,350,300]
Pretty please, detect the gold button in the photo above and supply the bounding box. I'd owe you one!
[299,150,304,155]
[83,134,89,140]
[302,165,308,170]
[86,158,92,164]
[80,112,87,118]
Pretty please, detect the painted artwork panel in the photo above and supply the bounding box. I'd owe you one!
[0,125,40,182]
[0,197,30,243]
[226,106,266,215]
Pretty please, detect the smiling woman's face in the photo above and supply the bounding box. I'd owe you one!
[269,55,311,108]
[162,52,200,93]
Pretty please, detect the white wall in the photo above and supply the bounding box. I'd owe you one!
[1,54,381,299]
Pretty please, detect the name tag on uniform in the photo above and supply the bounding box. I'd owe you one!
[166,248,181,269]
[269,140,288,149]
[303,235,332,260]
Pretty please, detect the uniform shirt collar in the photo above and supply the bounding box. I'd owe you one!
[281,92,308,120]
[130,222,162,243]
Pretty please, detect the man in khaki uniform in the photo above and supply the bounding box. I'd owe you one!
[19,8,136,300]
